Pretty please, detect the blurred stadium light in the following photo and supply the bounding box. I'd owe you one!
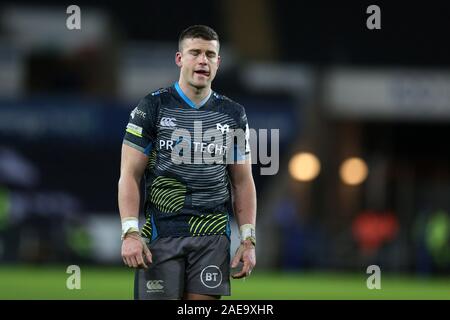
[289,152,321,182]
[339,157,368,186]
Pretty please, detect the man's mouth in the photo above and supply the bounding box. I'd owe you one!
[194,70,210,77]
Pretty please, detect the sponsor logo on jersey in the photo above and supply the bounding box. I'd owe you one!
[126,123,143,135]
[151,88,168,96]
[160,139,227,155]
[160,117,177,127]
[216,123,230,134]
[131,107,146,119]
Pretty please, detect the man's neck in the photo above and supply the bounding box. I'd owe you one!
[177,80,211,106]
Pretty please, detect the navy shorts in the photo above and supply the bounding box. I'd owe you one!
[134,235,231,300]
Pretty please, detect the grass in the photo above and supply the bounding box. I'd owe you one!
[0,265,448,300]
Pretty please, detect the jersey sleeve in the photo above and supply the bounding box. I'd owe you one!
[123,97,157,155]
[233,106,251,162]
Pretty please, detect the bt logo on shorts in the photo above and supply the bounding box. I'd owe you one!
[160,117,177,127]
[146,280,164,292]
[200,265,222,289]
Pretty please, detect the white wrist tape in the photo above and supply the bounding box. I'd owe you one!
[121,217,139,239]
[239,224,256,243]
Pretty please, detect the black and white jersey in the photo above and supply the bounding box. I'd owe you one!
[123,82,250,240]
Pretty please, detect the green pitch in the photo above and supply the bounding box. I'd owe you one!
[0,265,448,300]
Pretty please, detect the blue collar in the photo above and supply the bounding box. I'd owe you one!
[174,82,211,109]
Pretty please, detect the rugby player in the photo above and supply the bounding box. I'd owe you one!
[118,25,257,300]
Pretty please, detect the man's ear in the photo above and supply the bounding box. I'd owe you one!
[217,55,221,69]
[175,52,183,67]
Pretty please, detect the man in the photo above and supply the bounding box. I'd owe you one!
[118,25,256,300]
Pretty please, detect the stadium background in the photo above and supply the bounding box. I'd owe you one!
[0,0,449,299]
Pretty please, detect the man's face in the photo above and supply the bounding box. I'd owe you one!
[176,38,220,90]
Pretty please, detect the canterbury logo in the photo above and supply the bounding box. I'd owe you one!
[216,123,230,134]
[146,280,164,290]
[160,117,177,127]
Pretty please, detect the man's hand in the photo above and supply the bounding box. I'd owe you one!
[231,239,256,279]
[121,232,152,269]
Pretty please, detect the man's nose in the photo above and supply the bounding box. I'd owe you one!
[198,53,208,64]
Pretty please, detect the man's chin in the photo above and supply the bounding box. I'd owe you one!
[190,81,209,90]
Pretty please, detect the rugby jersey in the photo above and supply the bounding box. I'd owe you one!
[123,82,250,240]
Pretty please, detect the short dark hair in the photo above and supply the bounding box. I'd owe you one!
[178,25,220,51]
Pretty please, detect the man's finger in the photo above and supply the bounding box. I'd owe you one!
[232,260,250,279]
[232,270,247,279]
[241,259,251,276]
[129,256,139,268]
[231,245,244,268]
[143,247,153,265]
[231,253,241,268]
[136,253,148,269]
[124,256,133,268]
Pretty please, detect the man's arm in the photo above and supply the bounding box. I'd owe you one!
[118,143,147,222]
[228,160,257,278]
[118,143,152,269]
